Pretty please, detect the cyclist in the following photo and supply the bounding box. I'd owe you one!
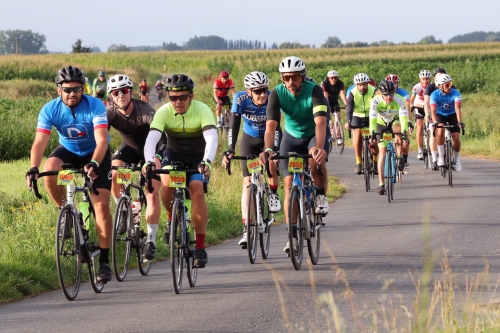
[369,80,409,195]
[425,67,448,170]
[139,78,150,103]
[222,71,281,248]
[345,77,376,98]
[385,73,411,172]
[321,70,347,145]
[25,65,113,283]
[84,77,92,94]
[106,74,166,261]
[346,73,376,175]
[213,70,235,129]
[410,70,432,160]
[430,73,464,171]
[258,56,329,254]
[93,70,109,105]
[143,74,217,268]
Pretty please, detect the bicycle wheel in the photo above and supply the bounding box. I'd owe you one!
[246,185,258,264]
[135,197,151,276]
[55,205,82,301]
[259,188,271,259]
[171,199,184,294]
[307,192,320,265]
[328,120,334,153]
[390,155,396,201]
[336,120,345,154]
[186,225,197,287]
[86,209,104,293]
[288,188,304,270]
[363,141,370,192]
[447,142,454,187]
[385,152,392,203]
[112,197,132,282]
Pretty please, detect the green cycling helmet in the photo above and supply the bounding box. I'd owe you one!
[98,70,106,77]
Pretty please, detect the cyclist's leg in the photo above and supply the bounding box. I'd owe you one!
[415,108,425,153]
[110,144,139,204]
[375,124,389,186]
[350,116,366,173]
[308,136,329,214]
[43,146,68,207]
[214,96,222,125]
[435,115,447,165]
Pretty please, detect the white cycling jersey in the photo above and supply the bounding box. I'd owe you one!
[411,83,426,108]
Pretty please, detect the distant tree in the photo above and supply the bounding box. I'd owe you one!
[129,45,162,52]
[107,44,130,52]
[279,42,310,49]
[162,42,183,51]
[370,42,379,47]
[71,39,92,53]
[399,41,411,45]
[92,46,101,53]
[263,41,267,49]
[485,34,500,42]
[271,42,278,49]
[448,31,500,43]
[184,35,227,50]
[417,35,442,44]
[379,40,389,46]
[0,29,47,54]
[321,36,341,48]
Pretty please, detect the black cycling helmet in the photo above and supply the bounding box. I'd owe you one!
[165,74,195,92]
[433,67,447,77]
[55,65,85,85]
[378,80,396,94]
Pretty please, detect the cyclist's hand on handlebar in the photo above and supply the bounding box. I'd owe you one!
[222,149,234,168]
[217,100,223,106]
[84,161,99,180]
[458,122,465,129]
[313,148,326,165]
[141,161,156,176]
[198,160,212,178]
[25,166,39,189]
[344,121,351,131]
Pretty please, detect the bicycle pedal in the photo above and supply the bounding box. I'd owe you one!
[241,245,247,250]
[321,223,325,227]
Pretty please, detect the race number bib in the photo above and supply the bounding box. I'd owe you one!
[57,170,75,186]
[288,157,304,173]
[169,171,186,188]
[383,133,393,142]
[116,168,132,185]
[246,158,261,174]
[361,128,371,137]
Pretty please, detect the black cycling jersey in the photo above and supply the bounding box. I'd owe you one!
[321,78,345,108]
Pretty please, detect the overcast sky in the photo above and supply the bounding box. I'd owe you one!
[1,0,499,53]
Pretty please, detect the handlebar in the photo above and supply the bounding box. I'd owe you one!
[224,153,259,176]
[432,123,465,136]
[270,152,323,176]
[146,163,207,194]
[29,166,98,199]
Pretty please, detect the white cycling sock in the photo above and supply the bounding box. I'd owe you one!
[147,224,158,245]
[431,151,438,162]
[455,151,460,160]
[113,197,120,205]
[437,145,445,158]
[418,148,423,153]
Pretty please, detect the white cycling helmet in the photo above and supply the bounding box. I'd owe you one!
[353,73,370,84]
[327,70,339,77]
[419,70,432,79]
[107,74,133,92]
[435,73,452,86]
[279,56,306,73]
[244,71,269,89]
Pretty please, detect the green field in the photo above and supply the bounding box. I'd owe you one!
[1,43,500,330]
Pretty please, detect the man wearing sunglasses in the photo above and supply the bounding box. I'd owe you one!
[222,71,281,249]
[369,80,409,195]
[106,74,166,261]
[93,70,109,106]
[430,73,464,171]
[259,56,329,255]
[322,70,347,146]
[143,74,217,268]
[26,65,114,283]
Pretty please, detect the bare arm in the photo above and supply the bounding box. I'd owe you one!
[30,132,50,169]
[340,89,347,105]
[213,88,218,102]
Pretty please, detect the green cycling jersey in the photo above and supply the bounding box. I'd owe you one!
[369,94,409,134]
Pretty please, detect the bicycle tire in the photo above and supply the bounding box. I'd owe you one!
[328,120,334,153]
[186,227,197,287]
[112,197,132,282]
[86,208,104,293]
[246,185,258,264]
[447,141,453,187]
[135,196,151,276]
[55,205,82,301]
[259,188,271,259]
[171,199,184,294]
[385,151,392,203]
[363,141,370,192]
[288,188,303,270]
[390,155,395,201]
[423,148,429,169]
[306,191,320,265]
[336,120,345,154]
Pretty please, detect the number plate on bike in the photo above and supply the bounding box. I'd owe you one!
[383,133,392,142]
[246,158,261,174]
[288,157,304,173]
[361,128,370,137]
[169,171,186,188]
[116,168,132,185]
[57,170,75,185]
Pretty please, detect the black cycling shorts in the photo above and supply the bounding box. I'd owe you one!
[413,107,425,119]
[239,133,266,177]
[161,147,207,184]
[112,144,159,181]
[48,146,112,190]
[436,113,460,134]
[350,116,369,129]
[214,96,231,106]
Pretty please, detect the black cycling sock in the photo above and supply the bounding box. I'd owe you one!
[403,154,408,163]
[99,248,110,264]
[315,186,325,196]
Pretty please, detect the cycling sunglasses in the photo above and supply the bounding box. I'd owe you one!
[168,93,191,102]
[110,87,131,97]
[60,86,83,94]
[382,93,395,97]
[251,87,268,95]
[282,74,302,82]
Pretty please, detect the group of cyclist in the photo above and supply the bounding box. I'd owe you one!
[25,56,463,284]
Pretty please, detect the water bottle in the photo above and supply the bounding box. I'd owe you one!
[131,199,141,224]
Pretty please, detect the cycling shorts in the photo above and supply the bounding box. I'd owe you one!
[436,113,460,134]
[350,116,369,129]
[112,144,159,181]
[213,96,231,106]
[161,147,208,184]
[278,130,329,178]
[238,132,281,178]
[413,107,425,119]
[48,145,112,190]
[140,90,148,96]
[375,121,402,149]
[330,105,341,113]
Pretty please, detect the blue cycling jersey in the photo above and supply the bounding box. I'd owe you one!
[396,87,410,101]
[231,90,269,138]
[37,95,109,156]
[346,85,355,98]
[430,88,462,116]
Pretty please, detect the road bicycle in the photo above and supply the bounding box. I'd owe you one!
[218,103,231,136]
[28,164,105,301]
[361,127,374,192]
[110,164,151,282]
[372,131,405,203]
[147,163,205,294]
[270,152,324,270]
[225,154,275,264]
[423,119,432,170]
[329,106,346,154]
[433,123,465,187]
